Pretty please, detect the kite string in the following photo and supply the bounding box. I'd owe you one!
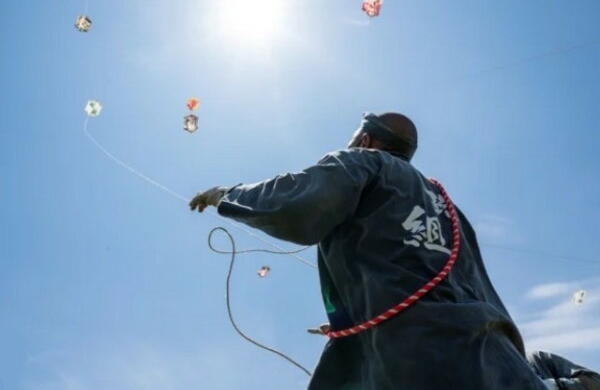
[83,117,316,268]
[83,116,189,202]
[208,227,312,377]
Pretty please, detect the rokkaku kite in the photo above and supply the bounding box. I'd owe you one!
[85,100,102,117]
[75,15,92,32]
[362,0,383,17]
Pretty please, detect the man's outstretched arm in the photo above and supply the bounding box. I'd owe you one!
[190,150,378,245]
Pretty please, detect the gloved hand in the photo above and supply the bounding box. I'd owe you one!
[306,323,331,336]
[189,186,229,212]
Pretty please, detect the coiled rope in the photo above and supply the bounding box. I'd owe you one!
[208,227,313,376]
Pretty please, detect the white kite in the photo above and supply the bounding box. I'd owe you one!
[572,290,586,306]
[85,100,102,117]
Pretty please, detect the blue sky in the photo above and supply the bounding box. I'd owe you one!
[1,0,600,389]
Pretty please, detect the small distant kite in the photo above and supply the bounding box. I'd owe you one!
[186,97,200,111]
[75,15,92,32]
[183,114,198,133]
[85,100,102,117]
[257,266,270,278]
[183,97,200,133]
[362,0,383,17]
[572,290,586,306]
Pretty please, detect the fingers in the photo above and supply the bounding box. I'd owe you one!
[190,202,206,212]
[190,187,223,212]
[189,193,208,213]
[189,194,203,211]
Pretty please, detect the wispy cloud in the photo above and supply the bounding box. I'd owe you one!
[527,327,600,352]
[526,282,574,300]
[473,214,515,243]
[515,279,600,359]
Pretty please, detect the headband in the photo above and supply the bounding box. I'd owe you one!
[359,112,417,156]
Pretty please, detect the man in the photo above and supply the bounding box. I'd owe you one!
[529,351,600,390]
[190,112,547,389]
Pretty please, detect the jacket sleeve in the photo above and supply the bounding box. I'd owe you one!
[216,150,379,245]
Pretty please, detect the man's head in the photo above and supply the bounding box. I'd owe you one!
[348,112,418,161]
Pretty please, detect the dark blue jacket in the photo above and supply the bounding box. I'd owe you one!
[218,148,547,390]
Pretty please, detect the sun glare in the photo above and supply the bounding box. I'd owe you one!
[215,0,286,47]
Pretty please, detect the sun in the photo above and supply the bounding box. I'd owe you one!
[214,0,287,47]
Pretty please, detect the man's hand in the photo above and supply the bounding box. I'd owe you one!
[307,323,331,336]
[189,186,229,212]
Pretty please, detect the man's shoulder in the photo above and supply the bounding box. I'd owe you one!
[319,148,389,165]
[322,148,418,172]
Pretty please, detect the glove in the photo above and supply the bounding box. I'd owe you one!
[306,323,331,336]
[189,186,229,212]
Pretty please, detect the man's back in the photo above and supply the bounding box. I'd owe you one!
[217,148,547,389]
[309,149,546,389]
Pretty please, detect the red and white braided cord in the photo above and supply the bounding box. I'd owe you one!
[326,178,461,339]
